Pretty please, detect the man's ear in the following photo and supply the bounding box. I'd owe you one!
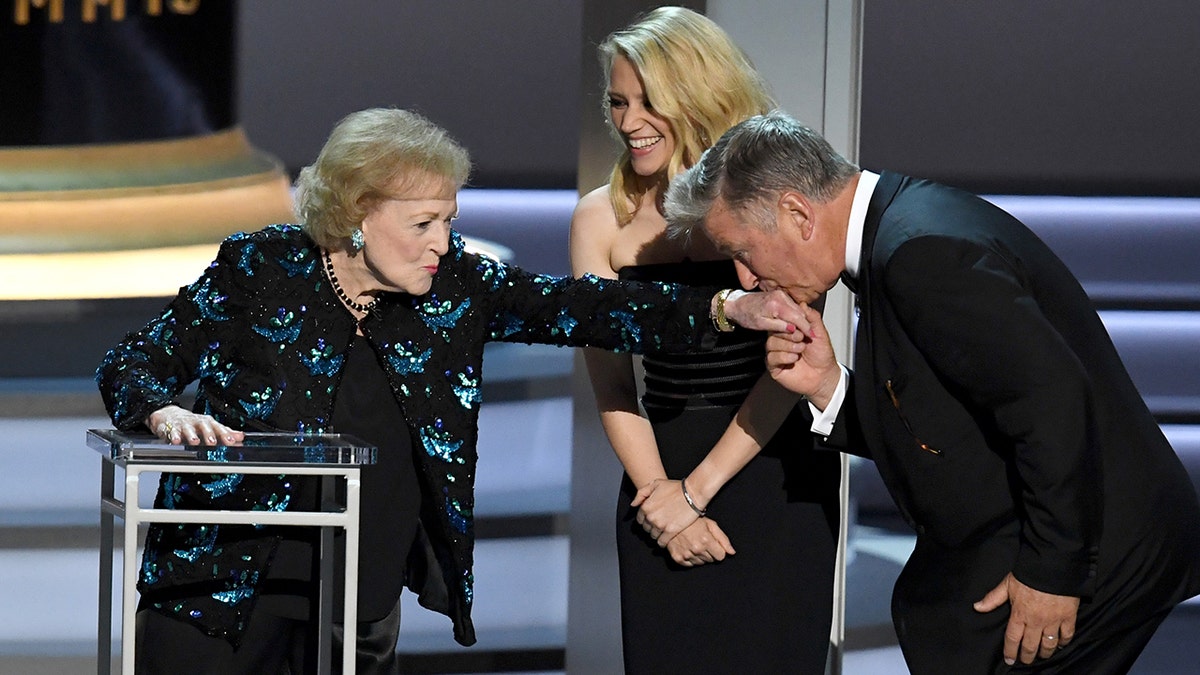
[779,191,814,240]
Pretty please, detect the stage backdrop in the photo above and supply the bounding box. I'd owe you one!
[0,0,294,300]
[238,0,1199,197]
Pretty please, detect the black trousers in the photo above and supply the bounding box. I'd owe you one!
[893,524,1171,675]
[133,599,402,675]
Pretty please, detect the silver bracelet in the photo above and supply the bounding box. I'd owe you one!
[681,477,707,517]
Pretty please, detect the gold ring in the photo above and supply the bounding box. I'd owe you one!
[164,422,173,434]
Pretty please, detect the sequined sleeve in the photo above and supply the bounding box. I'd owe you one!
[95,235,253,430]
[463,245,717,353]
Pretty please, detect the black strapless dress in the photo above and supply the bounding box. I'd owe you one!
[616,261,840,675]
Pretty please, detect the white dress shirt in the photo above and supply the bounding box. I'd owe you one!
[808,170,879,436]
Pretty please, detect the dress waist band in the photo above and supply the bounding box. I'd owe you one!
[641,340,763,408]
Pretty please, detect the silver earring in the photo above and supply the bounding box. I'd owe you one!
[351,228,365,252]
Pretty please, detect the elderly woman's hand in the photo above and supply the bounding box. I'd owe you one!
[765,303,842,409]
[719,289,810,334]
[146,405,245,446]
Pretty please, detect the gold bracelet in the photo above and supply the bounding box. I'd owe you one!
[713,288,736,332]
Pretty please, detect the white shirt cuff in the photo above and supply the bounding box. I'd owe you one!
[808,365,850,437]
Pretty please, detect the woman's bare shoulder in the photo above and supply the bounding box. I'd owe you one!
[572,185,618,227]
[569,185,622,276]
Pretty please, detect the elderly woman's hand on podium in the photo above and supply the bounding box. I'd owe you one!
[145,404,244,446]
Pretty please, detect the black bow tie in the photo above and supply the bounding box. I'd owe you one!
[839,271,858,294]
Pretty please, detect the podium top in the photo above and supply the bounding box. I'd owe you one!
[86,429,377,465]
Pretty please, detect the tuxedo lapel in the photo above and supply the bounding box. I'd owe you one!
[851,172,906,484]
[851,171,904,359]
[858,171,904,283]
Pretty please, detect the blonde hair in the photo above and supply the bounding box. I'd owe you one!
[295,108,471,249]
[600,6,774,225]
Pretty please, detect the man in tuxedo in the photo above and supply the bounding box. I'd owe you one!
[662,111,1200,674]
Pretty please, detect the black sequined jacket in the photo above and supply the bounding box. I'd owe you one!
[96,224,717,647]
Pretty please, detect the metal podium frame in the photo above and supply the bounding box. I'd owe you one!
[87,429,376,675]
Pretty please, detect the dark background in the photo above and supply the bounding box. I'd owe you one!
[859,1,1200,196]
[237,0,585,189]
[235,0,1200,196]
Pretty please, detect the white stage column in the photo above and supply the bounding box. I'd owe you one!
[708,3,863,673]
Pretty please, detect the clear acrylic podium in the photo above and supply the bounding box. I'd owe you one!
[87,429,377,674]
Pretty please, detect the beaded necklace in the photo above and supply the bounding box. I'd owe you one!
[322,248,380,314]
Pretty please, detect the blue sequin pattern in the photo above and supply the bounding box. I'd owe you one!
[420,424,465,463]
[446,495,471,534]
[172,525,219,563]
[451,369,481,409]
[200,474,243,499]
[383,341,431,375]
[236,242,260,276]
[419,296,470,340]
[192,277,230,323]
[252,307,303,344]
[300,338,344,377]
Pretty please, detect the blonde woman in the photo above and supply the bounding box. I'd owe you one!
[569,7,840,673]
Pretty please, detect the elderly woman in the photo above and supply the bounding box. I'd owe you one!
[96,107,802,674]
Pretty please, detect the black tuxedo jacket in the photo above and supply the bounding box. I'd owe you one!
[822,172,1200,627]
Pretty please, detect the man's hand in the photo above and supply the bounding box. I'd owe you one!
[720,289,809,334]
[764,304,842,409]
[974,573,1079,666]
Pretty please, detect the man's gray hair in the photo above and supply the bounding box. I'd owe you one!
[664,111,859,239]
